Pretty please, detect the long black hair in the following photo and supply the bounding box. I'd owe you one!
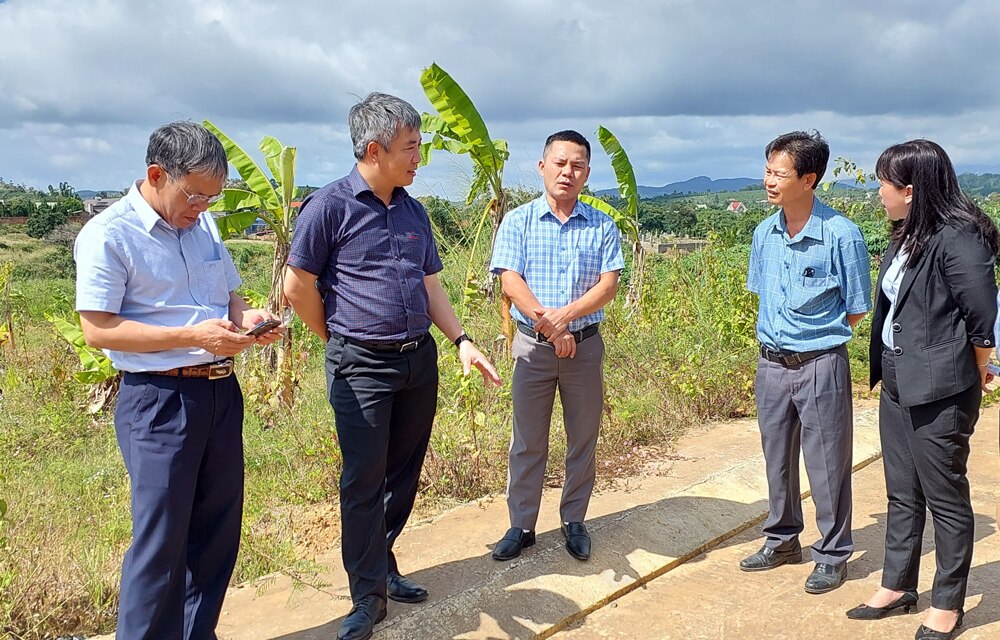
[876,139,999,266]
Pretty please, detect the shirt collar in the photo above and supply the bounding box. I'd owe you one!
[126,180,168,233]
[774,197,825,242]
[536,195,590,221]
[348,165,409,203]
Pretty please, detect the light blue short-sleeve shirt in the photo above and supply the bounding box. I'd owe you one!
[74,181,241,372]
[489,196,625,331]
[747,197,872,353]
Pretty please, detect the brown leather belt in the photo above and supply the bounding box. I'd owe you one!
[145,359,235,380]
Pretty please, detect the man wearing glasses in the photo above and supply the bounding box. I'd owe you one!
[74,121,283,639]
[741,130,871,595]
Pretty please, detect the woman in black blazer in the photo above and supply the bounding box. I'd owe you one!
[845,140,999,640]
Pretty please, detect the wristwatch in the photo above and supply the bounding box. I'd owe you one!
[454,332,473,348]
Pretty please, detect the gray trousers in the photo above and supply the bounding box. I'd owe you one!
[506,330,606,530]
[755,344,854,565]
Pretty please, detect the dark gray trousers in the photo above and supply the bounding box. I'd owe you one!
[878,348,979,609]
[755,344,854,565]
[506,330,605,530]
[326,335,438,603]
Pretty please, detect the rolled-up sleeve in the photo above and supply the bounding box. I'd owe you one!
[943,227,998,347]
[74,221,127,313]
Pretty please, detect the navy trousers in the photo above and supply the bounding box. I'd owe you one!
[114,372,244,640]
[325,334,438,603]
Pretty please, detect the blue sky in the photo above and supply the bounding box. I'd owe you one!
[1,0,999,199]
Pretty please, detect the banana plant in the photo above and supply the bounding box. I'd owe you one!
[419,62,515,340]
[202,120,299,406]
[47,311,120,413]
[579,125,644,307]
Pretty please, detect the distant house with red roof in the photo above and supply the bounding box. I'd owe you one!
[727,200,747,214]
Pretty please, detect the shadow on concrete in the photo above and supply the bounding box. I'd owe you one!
[271,494,770,640]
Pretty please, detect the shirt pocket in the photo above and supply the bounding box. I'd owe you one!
[201,259,231,308]
[787,273,840,315]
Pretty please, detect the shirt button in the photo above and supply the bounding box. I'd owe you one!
[891,323,901,333]
[986,339,993,346]
[893,346,903,356]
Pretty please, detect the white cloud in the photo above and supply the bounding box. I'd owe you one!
[0,0,998,193]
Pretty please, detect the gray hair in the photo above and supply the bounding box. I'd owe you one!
[145,121,228,180]
[349,92,421,161]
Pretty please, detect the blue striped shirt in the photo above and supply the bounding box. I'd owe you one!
[747,198,872,352]
[287,166,443,342]
[74,181,242,372]
[489,196,625,331]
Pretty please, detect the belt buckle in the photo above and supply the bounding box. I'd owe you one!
[208,361,233,380]
[399,339,420,353]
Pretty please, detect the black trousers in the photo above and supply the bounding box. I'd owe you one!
[326,334,438,603]
[878,348,980,609]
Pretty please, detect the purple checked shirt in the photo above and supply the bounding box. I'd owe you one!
[287,166,443,342]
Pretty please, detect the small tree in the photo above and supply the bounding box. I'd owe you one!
[26,205,68,238]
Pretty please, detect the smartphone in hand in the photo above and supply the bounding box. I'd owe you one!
[245,318,281,337]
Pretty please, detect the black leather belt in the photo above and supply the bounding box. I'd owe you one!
[759,345,833,367]
[341,333,430,353]
[517,321,599,344]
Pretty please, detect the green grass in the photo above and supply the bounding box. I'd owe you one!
[0,229,877,638]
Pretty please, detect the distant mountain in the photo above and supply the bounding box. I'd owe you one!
[957,173,1000,196]
[595,176,761,198]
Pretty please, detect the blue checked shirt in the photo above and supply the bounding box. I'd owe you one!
[489,196,625,331]
[747,198,872,352]
[287,166,443,342]
[74,181,242,372]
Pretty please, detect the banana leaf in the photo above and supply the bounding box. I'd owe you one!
[215,211,264,239]
[203,120,281,211]
[596,126,639,217]
[579,194,638,243]
[47,313,118,384]
[420,63,502,174]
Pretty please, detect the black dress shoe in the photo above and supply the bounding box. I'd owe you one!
[914,609,964,640]
[337,595,387,640]
[387,571,428,603]
[738,543,802,572]
[561,522,591,560]
[846,590,918,619]
[492,527,535,561]
[804,562,848,594]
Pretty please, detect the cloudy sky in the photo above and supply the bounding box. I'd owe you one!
[1,0,999,198]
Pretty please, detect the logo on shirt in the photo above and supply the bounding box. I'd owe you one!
[405,231,419,241]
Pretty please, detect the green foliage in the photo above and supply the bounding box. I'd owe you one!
[26,205,69,238]
[419,63,508,206]
[46,312,118,384]
[6,195,35,218]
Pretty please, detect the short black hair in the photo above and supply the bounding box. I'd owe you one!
[764,130,829,190]
[146,121,228,180]
[543,130,591,162]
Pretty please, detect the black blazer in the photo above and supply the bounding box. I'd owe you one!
[869,222,998,407]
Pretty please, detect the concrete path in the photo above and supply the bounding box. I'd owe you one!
[553,407,1000,640]
[199,401,884,639]
[91,399,1000,639]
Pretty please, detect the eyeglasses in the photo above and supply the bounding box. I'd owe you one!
[175,182,222,206]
